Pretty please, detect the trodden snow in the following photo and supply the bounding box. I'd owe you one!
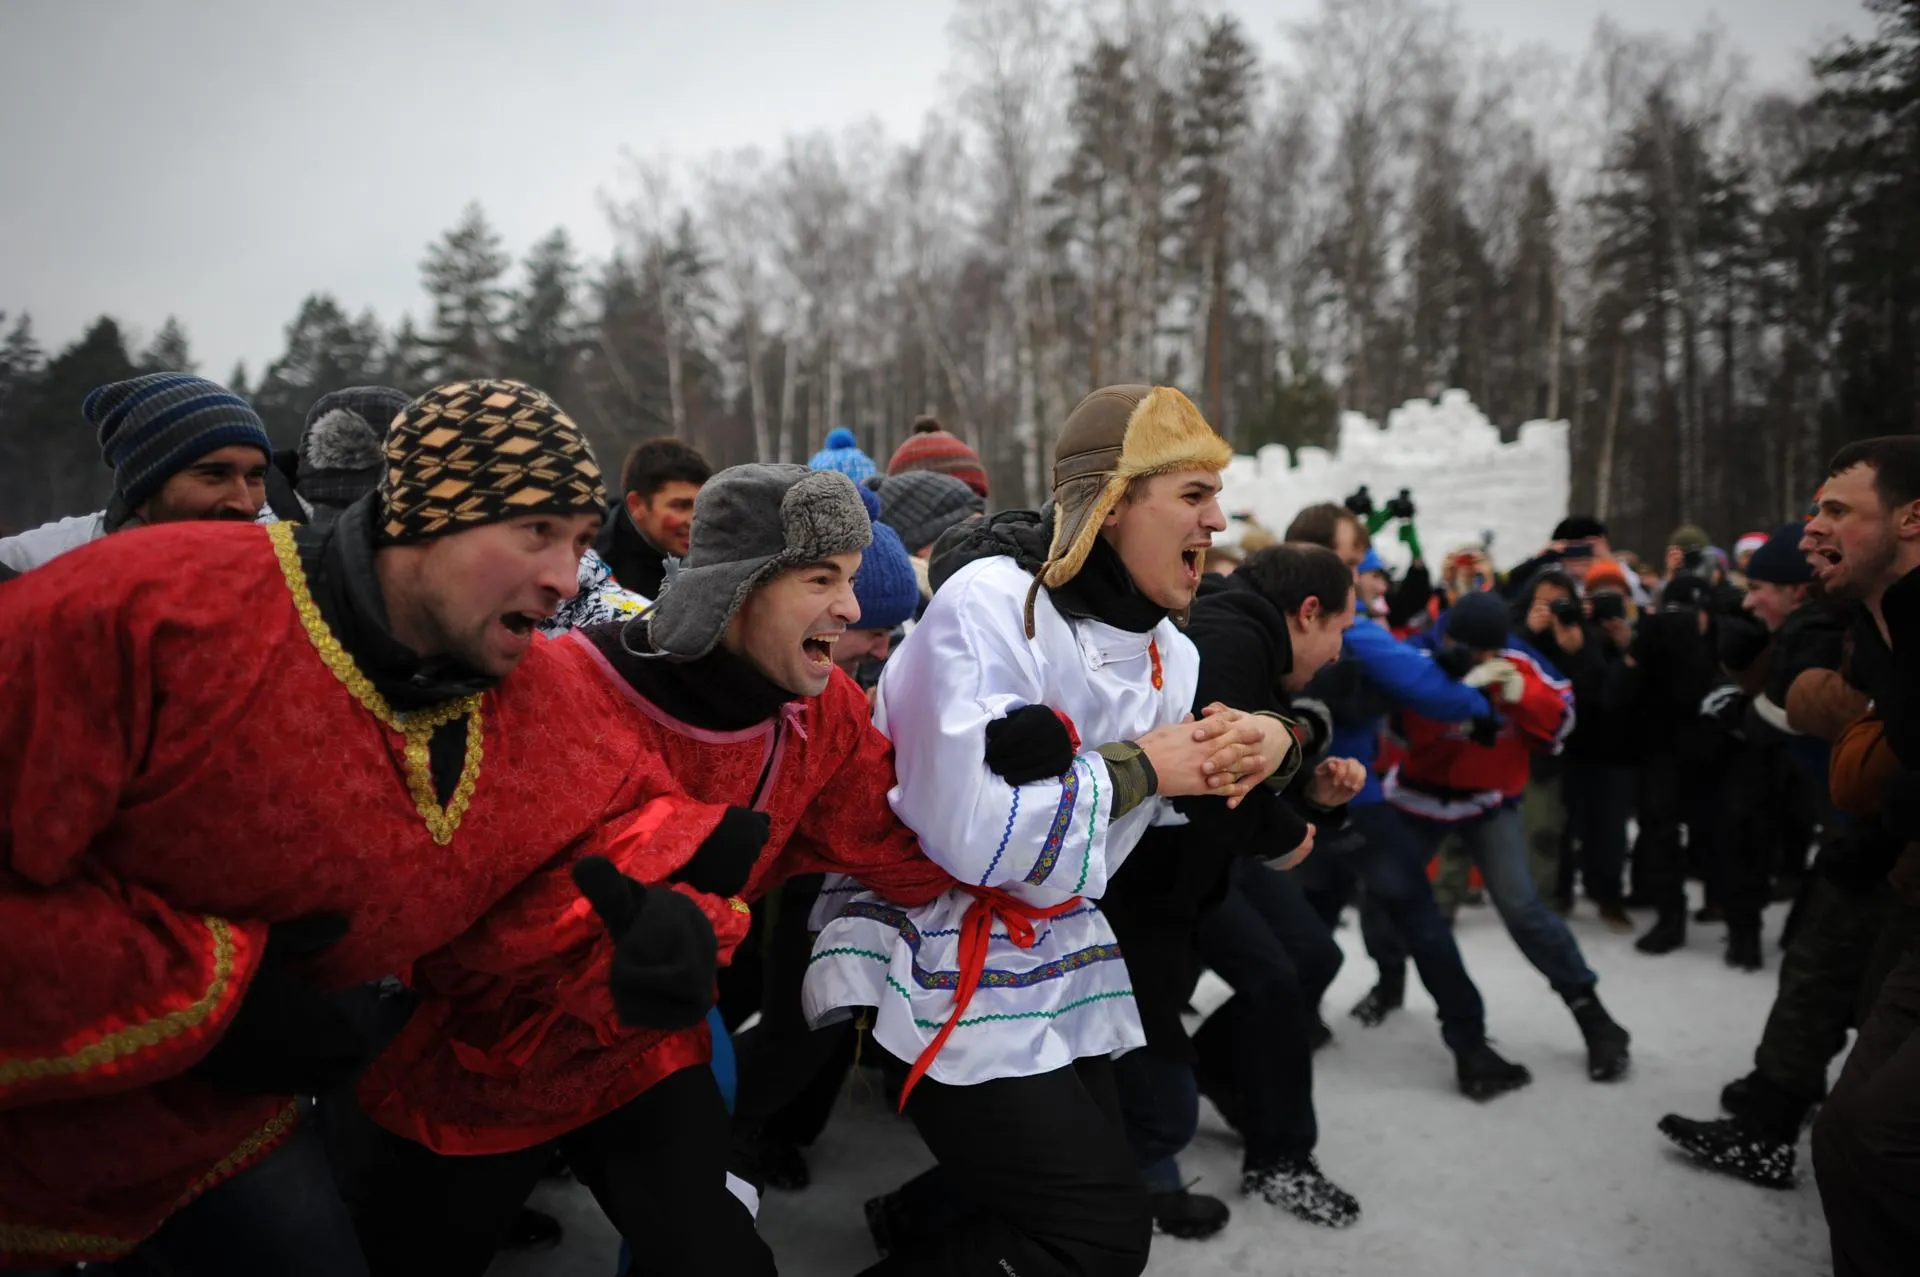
[493,892,1838,1277]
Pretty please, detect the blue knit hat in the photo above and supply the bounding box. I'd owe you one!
[852,484,918,632]
[808,427,879,484]
[86,372,272,511]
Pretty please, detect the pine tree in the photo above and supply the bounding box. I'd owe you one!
[228,361,252,401]
[420,202,510,382]
[385,316,435,391]
[140,316,195,374]
[506,227,582,392]
[23,317,139,524]
[1178,14,1259,421]
[253,294,387,445]
[0,312,46,527]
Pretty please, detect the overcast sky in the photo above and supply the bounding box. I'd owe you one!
[0,0,1869,386]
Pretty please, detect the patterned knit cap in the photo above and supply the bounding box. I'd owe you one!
[85,372,273,511]
[809,427,880,484]
[886,417,989,499]
[877,470,984,555]
[298,386,407,508]
[379,379,606,544]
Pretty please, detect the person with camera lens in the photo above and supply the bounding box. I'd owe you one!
[1514,568,1642,931]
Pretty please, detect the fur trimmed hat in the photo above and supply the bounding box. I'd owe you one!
[379,380,605,544]
[644,463,872,660]
[1031,384,1231,609]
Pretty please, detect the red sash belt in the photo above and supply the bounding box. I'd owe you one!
[897,883,1085,1111]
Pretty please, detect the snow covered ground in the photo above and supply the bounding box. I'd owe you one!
[1218,390,1571,573]
[492,892,1838,1277]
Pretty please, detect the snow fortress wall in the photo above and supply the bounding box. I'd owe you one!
[1217,389,1571,572]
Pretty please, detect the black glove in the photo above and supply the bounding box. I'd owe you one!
[671,807,770,898]
[192,914,373,1096]
[572,856,717,1030]
[984,704,1077,784]
[1468,717,1501,748]
[1433,644,1478,681]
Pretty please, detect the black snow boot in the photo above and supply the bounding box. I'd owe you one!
[1243,1156,1361,1228]
[1349,964,1405,1027]
[1455,1040,1532,1101]
[1657,1114,1797,1189]
[1725,924,1764,972]
[1635,910,1686,955]
[1149,1186,1231,1240]
[1566,990,1632,1082]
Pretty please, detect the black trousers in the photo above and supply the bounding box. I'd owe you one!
[344,1064,772,1277]
[864,1053,1151,1277]
[1813,947,1920,1277]
[730,875,857,1170]
[1635,750,1722,917]
[1191,858,1342,1167]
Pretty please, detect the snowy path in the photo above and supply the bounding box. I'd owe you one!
[494,895,1837,1277]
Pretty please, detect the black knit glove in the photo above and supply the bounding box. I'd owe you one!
[192,914,373,1096]
[985,705,1077,784]
[670,807,770,898]
[572,857,717,1030]
[1468,717,1501,748]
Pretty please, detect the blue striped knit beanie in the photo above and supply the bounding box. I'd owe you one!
[86,372,273,511]
[808,427,879,484]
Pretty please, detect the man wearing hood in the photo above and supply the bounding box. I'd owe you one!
[806,384,1295,1275]
[0,371,273,574]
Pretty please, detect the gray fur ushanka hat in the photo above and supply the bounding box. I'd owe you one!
[645,463,873,660]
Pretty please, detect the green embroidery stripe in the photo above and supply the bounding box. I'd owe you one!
[1074,764,1101,893]
[809,946,890,966]
[883,979,1135,1030]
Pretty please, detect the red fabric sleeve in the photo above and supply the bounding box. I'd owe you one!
[1503,656,1575,749]
[0,546,266,1108]
[773,673,957,908]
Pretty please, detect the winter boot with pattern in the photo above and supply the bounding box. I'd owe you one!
[1349,964,1405,1027]
[1150,1187,1231,1240]
[1243,1156,1361,1228]
[1657,1114,1797,1190]
[1566,990,1632,1081]
[1455,1040,1532,1101]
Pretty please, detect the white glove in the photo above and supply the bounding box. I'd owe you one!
[1462,657,1525,705]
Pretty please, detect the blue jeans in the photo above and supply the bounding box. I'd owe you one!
[1396,803,1599,1000]
[1348,803,1488,1054]
[1113,1049,1198,1192]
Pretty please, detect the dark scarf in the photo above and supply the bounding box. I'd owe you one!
[295,495,495,713]
[1047,535,1169,634]
[585,620,798,732]
[593,501,671,598]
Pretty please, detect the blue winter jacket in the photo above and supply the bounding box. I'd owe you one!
[1308,617,1494,806]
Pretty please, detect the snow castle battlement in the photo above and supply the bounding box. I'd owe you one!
[1218,389,1570,571]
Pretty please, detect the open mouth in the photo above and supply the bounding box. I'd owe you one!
[1180,548,1203,585]
[802,632,839,669]
[500,611,542,638]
